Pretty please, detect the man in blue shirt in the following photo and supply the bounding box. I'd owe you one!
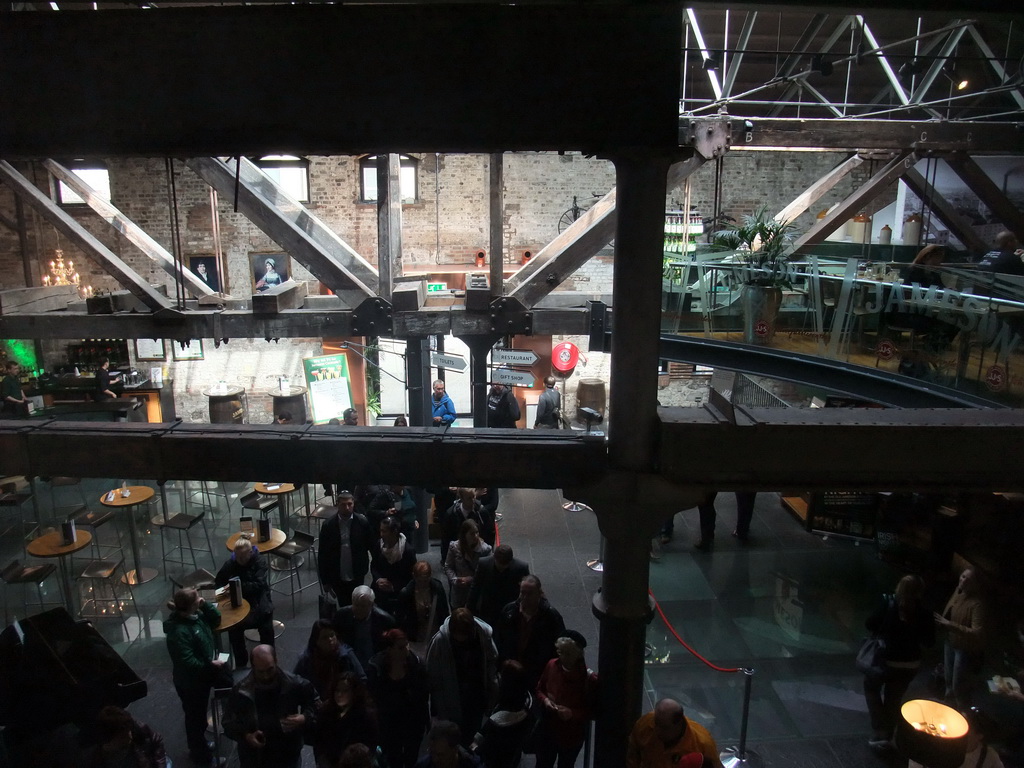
[431,379,456,426]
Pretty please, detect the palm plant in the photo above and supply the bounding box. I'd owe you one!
[711,206,798,288]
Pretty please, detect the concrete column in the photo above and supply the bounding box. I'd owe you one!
[608,154,671,471]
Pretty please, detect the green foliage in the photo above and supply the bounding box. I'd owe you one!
[710,206,799,288]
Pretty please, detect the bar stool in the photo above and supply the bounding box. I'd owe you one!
[0,481,35,529]
[307,502,336,534]
[46,477,90,517]
[240,489,279,519]
[1,560,61,625]
[270,531,317,616]
[68,505,125,561]
[77,557,143,639]
[168,567,216,595]
[154,511,216,572]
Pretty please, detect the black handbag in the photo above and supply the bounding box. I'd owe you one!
[856,636,887,678]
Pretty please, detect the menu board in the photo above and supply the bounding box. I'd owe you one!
[302,353,354,424]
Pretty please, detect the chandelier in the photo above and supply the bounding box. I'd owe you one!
[42,249,93,297]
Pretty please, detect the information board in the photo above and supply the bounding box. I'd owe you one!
[303,353,354,424]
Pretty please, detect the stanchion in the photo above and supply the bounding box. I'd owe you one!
[586,535,605,572]
[720,668,763,768]
[563,498,593,513]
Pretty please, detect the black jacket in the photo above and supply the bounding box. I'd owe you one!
[494,598,566,687]
[440,501,495,558]
[222,669,318,767]
[215,549,273,617]
[486,386,521,428]
[333,605,397,666]
[395,576,450,642]
[468,555,530,628]
[317,510,373,596]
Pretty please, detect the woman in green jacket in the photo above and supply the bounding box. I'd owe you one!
[164,587,225,767]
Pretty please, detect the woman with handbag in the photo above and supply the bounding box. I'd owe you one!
[862,574,934,750]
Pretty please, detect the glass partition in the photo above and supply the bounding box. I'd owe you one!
[662,250,1024,407]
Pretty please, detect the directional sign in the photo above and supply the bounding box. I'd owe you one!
[492,348,539,366]
[490,368,535,387]
[430,352,467,372]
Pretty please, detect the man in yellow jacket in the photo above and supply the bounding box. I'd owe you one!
[627,698,722,768]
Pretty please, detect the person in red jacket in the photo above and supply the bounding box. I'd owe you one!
[533,630,597,768]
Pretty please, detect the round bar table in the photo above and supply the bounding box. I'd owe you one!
[214,594,251,633]
[253,483,296,534]
[26,529,93,614]
[225,528,287,554]
[100,485,158,585]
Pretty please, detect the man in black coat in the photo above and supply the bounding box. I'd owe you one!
[332,585,397,667]
[468,544,529,628]
[494,574,565,688]
[317,491,373,608]
[485,382,521,428]
[215,537,275,667]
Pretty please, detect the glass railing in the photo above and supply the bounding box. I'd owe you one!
[661,251,1024,407]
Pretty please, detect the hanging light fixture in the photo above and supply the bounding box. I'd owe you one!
[42,249,93,298]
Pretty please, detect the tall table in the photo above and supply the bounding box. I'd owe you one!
[26,529,93,614]
[100,486,158,585]
[253,483,297,534]
[225,528,287,554]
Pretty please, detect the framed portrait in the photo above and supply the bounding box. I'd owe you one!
[172,340,204,361]
[252,253,289,293]
[188,255,221,292]
[134,338,166,362]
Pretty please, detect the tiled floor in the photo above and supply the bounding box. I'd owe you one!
[0,480,1000,768]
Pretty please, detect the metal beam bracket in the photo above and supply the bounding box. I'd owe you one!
[351,296,393,336]
[681,118,733,159]
[487,296,533,335]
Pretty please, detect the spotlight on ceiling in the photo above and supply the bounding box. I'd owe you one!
[702,54,721,71]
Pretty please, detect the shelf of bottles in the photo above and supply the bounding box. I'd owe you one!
[664,210,702,255]
[67,339,130,373]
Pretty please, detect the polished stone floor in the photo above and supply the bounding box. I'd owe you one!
[0,479,984,768]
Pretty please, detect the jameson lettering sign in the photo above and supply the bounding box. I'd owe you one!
[303,353,354,424]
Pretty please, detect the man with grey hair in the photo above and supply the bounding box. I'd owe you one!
[332,584,396,666]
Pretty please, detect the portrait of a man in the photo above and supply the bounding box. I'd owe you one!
[188,256,221,292]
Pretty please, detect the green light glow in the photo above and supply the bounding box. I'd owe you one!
[1,340,38,369]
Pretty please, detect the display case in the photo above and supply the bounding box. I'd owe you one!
[782,491,880,541]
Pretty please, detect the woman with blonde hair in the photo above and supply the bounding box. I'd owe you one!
[862,574,934,750]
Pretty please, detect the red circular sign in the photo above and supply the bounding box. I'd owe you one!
[877,339,896,360]
[986,364,1006,392]
[754,320,770,337]
[551,342,580,372]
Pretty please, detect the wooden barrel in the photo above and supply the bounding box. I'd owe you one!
[206,386,247,424]
[575,378,606,421]
[270,387,308,424]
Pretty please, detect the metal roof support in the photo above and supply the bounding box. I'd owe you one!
[855,16,910,106]
[768,15,853,118]
[965,24,1024,110]
[721,11,757,100]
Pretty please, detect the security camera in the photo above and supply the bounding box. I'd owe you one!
[580,407,603,424]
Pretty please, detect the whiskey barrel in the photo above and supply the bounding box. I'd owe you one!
[269,386,308,424]
[575,378,606,422]
[205,386,247,424]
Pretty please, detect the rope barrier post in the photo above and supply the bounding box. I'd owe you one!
[720,667,763,768]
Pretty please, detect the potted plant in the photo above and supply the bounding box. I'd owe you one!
[711,206,798,344]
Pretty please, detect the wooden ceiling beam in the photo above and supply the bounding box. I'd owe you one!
[0,160,173,312]
[43,159,219,300]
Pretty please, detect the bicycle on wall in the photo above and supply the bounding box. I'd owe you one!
[556,193,603,234]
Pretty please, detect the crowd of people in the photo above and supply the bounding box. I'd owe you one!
[154,485,606,768]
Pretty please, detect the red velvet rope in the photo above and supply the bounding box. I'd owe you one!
[650,588,741,673]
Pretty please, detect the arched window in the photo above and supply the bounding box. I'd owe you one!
[359,154,418,204]
[254,155,310,202]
